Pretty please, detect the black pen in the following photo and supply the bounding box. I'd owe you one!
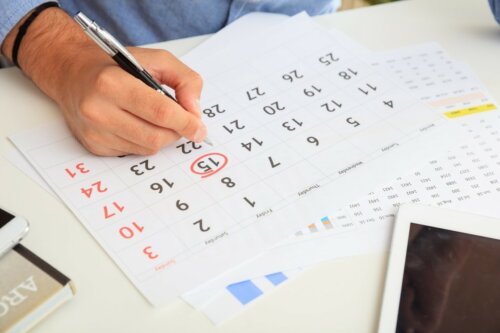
[73,11,213,146]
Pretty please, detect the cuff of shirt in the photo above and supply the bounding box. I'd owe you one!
[489,0,500,24]
[0,0,59,54]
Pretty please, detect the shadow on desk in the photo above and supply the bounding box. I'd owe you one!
[0,56,12,68]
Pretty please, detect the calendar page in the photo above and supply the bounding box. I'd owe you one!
[184,110,500,322]
[201,57,498,285]
[369,43,494,115]
[10,15,456,305]
[181,42,500,313]
[325,30,494,115]
[178,14,458,218]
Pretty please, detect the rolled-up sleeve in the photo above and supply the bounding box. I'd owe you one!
[0,0,56,47]
[490,0,500,24]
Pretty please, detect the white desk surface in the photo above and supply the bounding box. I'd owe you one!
[1,0,499,332]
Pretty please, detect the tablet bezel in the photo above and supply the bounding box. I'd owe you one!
[377,203,500,332]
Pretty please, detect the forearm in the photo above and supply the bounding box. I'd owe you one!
[1,7,99,99]
[0,6,205,156]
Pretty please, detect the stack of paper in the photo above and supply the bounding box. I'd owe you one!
[5,12,499,324]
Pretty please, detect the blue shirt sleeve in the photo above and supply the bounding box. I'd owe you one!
[490,0,500,24]
[0,0,55,49]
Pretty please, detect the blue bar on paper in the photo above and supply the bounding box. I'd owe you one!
[227,280,263,305]
[265,272,288,286]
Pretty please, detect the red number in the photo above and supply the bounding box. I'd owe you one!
[77,162,90,173]
[65,168,76,178]
[119,222,144,239]
[190,152,228,178]
[103,202,125,219]
[81,187,92,198]
[81,181,108,198]
[143,246,159,260]
[65,162,90,178]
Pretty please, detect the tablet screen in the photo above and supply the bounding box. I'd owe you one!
[396,223,500,332]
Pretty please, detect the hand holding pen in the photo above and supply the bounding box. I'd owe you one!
[2,6,210,156]
[74,12,213,150]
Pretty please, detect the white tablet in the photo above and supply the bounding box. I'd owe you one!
[378,204,500,333]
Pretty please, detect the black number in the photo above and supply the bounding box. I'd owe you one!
[282,69,304,82]
[321,99,343,112]
[193,219,210,232]
[303,85,322,97]
[244,197,256,207]
[196,157,220,173]
[130,165,144,176]
[282,118,303,131]
[263,101,285,115]
[176,200,189,211]
[307,136,319,146]
[338,68,358,80]
[130,160,155,176]
[358,83,377,95]
[346,117,361,127]
[203,104,226,118]
[246,87,266,101]
[241,137,263,152]
[268,156,281,168]
[150,178,174,193]
[176,141,202,154]
[222,119,245,134]
[319,52,340,66]
[383,100,394,108]
[221,177,236,188]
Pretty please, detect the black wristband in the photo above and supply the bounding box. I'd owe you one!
[12,2,60,69]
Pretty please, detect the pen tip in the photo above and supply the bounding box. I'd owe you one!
[203,137,214,146]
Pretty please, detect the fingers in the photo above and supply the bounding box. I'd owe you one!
[78,127,158,157]
[76,98,182,155]
[97,105,181,153]
[132,47,203,117]
[62,47,208,157]
[80,142,125,157]
[100,66,206,142]
[112,118,181,154]
[63,114,124,156]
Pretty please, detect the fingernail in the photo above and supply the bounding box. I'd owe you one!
[194,99,201,117]
[193,123,207,143]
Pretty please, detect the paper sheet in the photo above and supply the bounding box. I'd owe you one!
[182,36,500,323]
[184,106,500,315]
[9,14,456,306]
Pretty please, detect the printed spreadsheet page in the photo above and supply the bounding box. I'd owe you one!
[10,14,456,305]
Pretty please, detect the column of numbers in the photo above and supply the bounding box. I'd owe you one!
[94,154,189,274]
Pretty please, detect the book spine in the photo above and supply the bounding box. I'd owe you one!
[14,245,70,286]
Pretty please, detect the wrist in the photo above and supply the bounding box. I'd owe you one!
[2,8,101,100]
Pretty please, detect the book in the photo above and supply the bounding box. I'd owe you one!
[0,244,75,333]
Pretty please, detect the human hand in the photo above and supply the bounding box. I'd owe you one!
[1,8,205,156]
[57,45,206,156]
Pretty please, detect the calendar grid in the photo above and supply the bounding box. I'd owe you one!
[107,160,192,252]
[19,54,453,273]
[177,43,500,306]
[9,15,464,305]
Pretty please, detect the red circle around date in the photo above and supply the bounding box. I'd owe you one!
[190,153,228,178]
